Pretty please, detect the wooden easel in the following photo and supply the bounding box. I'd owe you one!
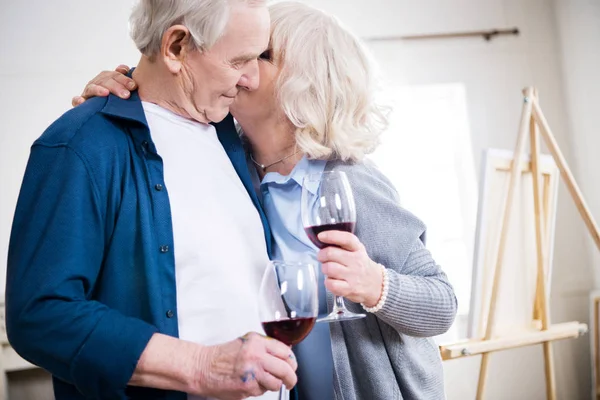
[439,87,599,399]
[592,292,600,399]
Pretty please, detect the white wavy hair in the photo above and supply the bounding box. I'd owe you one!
[130,0,266,57]
[269,2,389,162]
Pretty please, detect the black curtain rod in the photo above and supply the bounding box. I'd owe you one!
[367,28,520,42]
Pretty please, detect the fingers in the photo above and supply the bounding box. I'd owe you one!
[71,96,85,107]
[321,261,347,280]
[114,64,131,74]
[113,72,137,91]
[113,65,136,90]
[259,355,297,390]
[236,333,297,393]
[87,76,129,99]
[81,83,110,100]
[255,335,297,389]
[324,276,351,297]
[81,70,132,99]
[316,244,353,266]
[317,251,355,298]
[317,230,362,251]
[73,66,135,108]
[255,372,282,393]
[265,339,297,371]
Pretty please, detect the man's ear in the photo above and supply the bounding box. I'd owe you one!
[161,25,194,74]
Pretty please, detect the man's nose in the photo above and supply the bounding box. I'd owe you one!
[238,59,260,91]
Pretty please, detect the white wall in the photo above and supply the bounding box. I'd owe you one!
[552,3,600,397]
[0,0,596,399]
[553,0,600,284]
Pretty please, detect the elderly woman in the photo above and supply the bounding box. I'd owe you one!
[78,2,457,399]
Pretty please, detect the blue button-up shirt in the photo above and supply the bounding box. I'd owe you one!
[258,157,334,400]
[6,90,271,400]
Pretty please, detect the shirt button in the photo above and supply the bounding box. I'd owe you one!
[159,245,169,253]
[166,310,174,318]
[154,183,163,191]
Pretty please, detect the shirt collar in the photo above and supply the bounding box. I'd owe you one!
[99,69,149,128]
[261,156,327,195]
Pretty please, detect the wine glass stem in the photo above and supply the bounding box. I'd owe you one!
[333,295,348,314]
[279,385,288,400]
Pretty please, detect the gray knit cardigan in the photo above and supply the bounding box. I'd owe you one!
[324,160,457,400]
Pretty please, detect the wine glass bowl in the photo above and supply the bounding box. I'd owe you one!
[258,260,319,399]
[302,171,357,249]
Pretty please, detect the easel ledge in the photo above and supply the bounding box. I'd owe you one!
[440,321,587,360]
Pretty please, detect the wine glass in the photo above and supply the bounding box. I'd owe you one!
[259,260,319,400]
[301,170,366,322]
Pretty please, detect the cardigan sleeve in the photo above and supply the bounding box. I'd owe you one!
[374,240,457,336]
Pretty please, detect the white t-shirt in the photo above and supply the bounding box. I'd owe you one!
[143,102,276,400]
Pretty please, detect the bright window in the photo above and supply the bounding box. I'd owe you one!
[369,83,478,341]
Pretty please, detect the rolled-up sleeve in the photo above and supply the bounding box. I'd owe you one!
[375,240,458,337]
[6,144,158,398]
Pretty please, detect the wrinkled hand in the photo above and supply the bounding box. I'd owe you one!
[71,64,136,107]
[194,332,297,400]
[316,231,383,308]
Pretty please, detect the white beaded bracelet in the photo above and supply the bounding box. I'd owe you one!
[361,263,389,313]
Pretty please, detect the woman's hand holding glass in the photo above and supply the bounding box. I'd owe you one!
[316,230,384,309]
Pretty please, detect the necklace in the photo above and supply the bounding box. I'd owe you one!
[250,148,301,172]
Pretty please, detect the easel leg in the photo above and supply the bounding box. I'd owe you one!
[595,298,600,399]
[532,100,600,251]
[533,174,552,327]
[476,88,535,399]
[476,353,490,400]
[542,342,556,400]
[530,98,557,400]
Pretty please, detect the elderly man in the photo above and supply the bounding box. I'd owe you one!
[5,1,296,399]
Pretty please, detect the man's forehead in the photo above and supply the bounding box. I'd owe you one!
[221,2,270,40]
[202,2,269,59]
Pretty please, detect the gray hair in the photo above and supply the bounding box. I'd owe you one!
[130,0,265,57]
[269,2,389,162]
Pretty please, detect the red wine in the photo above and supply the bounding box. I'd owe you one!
[304,222,356,249]
[262,317,316,346]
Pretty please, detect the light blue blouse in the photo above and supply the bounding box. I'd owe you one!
[254,156,334,400]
